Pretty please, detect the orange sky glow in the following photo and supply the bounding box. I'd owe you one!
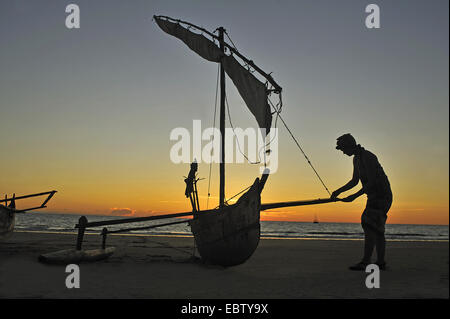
[1,1,448,226]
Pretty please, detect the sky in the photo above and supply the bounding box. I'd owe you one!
[0,0,448,225]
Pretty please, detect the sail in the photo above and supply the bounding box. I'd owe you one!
[222,56,272,133]
[154,17,222,63]
[155,16,272,134]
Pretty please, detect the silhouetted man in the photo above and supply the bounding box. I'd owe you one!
[331,134,392,271]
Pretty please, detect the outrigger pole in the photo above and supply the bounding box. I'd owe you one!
[261,198,341,211]
[0,190,57,213]
[74,208,217,250]
[73,196,340,250]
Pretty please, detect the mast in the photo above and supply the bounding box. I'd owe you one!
[218,27,226,208]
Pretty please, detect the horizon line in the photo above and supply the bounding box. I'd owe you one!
[34,210,450,226]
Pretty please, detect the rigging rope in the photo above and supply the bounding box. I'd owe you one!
[206,64,220,209]
[266,95,331,196]
[277,113,332,196]
[223,185,251,205]
[220,30,331,197]
[224,83,283,166]
[225,93,261,164]
[224,30,238,53]
[211,184,252,209]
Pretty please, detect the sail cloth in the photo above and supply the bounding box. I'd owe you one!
[222,56,272,133]
[154,17,222,62]
[155,17,272,134]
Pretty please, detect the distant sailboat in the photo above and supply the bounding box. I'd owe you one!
[313,213,319,224]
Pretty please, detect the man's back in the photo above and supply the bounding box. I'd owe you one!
[355,146,391,197]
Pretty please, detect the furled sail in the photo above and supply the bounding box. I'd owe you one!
[154,16,273,134]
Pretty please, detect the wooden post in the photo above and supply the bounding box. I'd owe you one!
[76,216,88,250]
[101,228,108,250]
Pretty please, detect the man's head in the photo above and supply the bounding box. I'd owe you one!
[336,133,357,156]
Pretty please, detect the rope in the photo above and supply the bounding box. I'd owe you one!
[224,185,251,204]
[222,29,330,197]
[224,85,283,166]
[212,184,252,209]
[224,30,238,52]
[225,93,260,164]
[277,113,331,196]
[260,95,283,165]
[206,64,220,209]
[266,95,331,196]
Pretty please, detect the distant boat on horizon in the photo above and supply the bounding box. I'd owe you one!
[313,214,319,224]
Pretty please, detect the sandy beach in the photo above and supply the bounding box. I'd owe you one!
[0,231,448,299]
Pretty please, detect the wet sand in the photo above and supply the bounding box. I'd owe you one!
[0,231,448,298]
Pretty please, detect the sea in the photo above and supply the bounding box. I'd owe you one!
[14,213,449,241]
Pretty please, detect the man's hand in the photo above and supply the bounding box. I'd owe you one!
[331,190,341,199]
[341,194,358,202]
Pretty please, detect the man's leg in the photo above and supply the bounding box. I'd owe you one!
[349,224,376,270]
[376,198,391,266]
[362,224,376,264]
[375,232,386,265]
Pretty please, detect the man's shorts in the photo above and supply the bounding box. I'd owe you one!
[361,193,393,233]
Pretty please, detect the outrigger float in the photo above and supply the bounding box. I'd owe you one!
[39,16,341,266]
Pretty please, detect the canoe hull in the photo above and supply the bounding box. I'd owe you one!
[189,178,261,267]
[0,205,15,240]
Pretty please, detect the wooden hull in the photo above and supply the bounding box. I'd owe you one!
[189,178,261,267]
[0,205,15,240]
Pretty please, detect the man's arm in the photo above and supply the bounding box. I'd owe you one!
[341,187,365,202]
[331,157,359,198]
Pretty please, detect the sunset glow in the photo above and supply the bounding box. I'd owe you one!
[1,1,448,226]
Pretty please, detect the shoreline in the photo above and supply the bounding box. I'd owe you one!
[14,230,450,243]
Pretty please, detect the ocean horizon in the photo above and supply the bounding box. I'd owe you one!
[14,212,449,242]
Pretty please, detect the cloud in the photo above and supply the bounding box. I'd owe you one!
[110,208,136,216]
[108,208,162,217]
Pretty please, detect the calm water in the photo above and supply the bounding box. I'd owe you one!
[14,213,449,241]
